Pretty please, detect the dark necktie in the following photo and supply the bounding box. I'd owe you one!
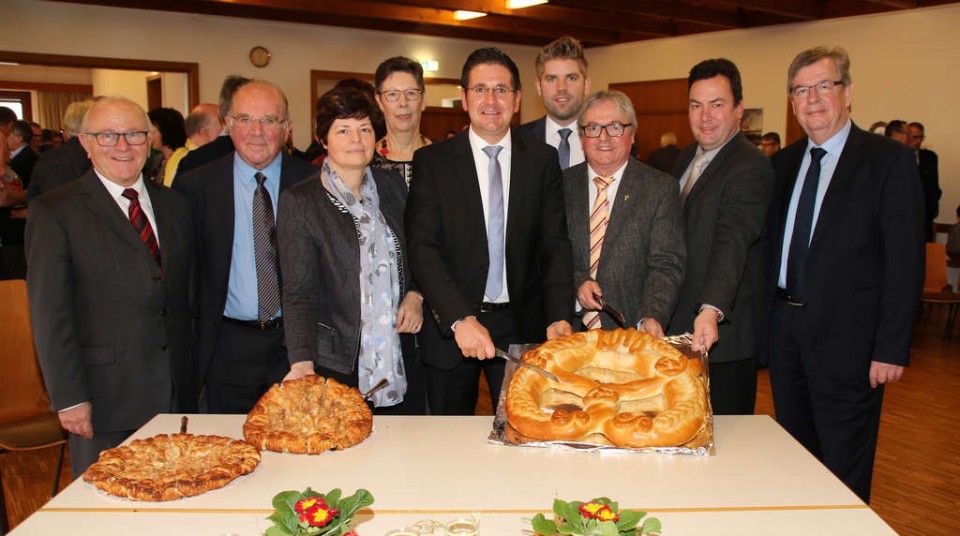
[786,147,827,299]
[253,172,281,322]
[482,145,505,300]
[557,128,572,170]
[121,188,162,268]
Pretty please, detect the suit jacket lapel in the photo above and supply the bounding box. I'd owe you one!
[210,158,236,285]
[673,144,697,180]
[809,125,866,251]
[605,159,642,249]
[79,171,153,260]
[685,132,744,204]
[506,133,530,251]
[145,182,175,266]
[455,135,488,249]
[568,165,591,264]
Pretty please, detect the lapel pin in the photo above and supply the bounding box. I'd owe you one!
[623,194,630,202]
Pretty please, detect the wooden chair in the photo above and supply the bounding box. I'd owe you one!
[0,280,67,533]
[921,244,960,340]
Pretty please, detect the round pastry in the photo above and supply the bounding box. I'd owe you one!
[243,375,373,454]
[505,329,707,448]
[83,433,261,501]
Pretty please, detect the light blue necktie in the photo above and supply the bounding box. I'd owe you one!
[483,145,505,300]
[557,128,572,169]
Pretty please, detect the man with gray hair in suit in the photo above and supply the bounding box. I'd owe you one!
[565,90,685,333]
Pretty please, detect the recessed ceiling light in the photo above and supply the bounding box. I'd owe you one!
[507,0,547,8]
[454,10,487,20]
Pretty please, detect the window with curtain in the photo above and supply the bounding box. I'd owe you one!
[37,90,92,132]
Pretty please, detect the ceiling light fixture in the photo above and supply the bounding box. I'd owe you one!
[506,0,547,8]
[454,10,487,20]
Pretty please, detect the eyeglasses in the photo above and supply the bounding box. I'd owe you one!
[228,114,287,130]
[580,122,632,138]
[379,89,423,103]
[909,134,925,141]
[83,131,148,147]
[465,85,515,99]
[790,80,844,99]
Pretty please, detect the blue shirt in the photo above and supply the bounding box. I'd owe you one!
[778,119,852,288]
[223,153,283,320]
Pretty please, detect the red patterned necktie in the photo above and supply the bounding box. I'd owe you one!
[121,188,162,269]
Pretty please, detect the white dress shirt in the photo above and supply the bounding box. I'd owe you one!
[468,126,512,303]
[544,116,585,168]
[95,172,161,249]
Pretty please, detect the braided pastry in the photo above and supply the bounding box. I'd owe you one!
[505,329,707,448]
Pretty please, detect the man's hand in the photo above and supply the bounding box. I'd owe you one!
[577,280,603,311]
[869,361,905,388]
[396,291,424,334]
[638,318,665,338]
[692,309,720,353]
[284,360,316,381]
[59,402,93,439]
[546,320,573,340]
[454,316,495,359]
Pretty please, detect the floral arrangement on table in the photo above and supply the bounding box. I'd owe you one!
[529,497,662,536]
[265,487,374,536]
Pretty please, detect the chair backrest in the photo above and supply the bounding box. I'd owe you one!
[0,279,55,424]
[924,243,949,293]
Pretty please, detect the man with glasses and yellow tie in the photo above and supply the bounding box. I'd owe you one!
[407,47,573,415]
[176,80,317,414]
[26,96,197,476]
[564,90,685,335]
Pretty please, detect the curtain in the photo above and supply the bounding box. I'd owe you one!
[36,91,92,132]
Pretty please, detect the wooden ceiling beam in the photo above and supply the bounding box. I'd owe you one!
[549,0,743,28]
[706,0,823,20]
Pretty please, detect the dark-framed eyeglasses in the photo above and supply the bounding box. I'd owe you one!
[465,85,515,99]
[790,80,844,99]
[581,122,632,138]
[82,131,148,147]
[228,114,287,130]
[379,89,423,103]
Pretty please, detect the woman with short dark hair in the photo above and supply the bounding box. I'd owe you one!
[277,86,425,414]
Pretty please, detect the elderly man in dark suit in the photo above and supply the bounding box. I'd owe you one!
[907,122,941,242]
[667,59,774,415]
[176,80,317,414]
[566,90,685,334]
[26,97,197,476]
[763,46,924,503]
[407,47,574,415]
[515,36,591,170]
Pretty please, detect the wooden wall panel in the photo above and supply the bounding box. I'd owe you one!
[609,78,694,164]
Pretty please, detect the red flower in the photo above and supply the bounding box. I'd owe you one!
[595,505,619,522]
[294,497,325,514]
[579,502,605,519]
[301,503,340,528]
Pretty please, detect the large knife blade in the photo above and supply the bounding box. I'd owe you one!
[495,347,559,382]
[598,297,627,328]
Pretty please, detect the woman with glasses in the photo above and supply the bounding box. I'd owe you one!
[372,56,431,189]
[277,86,426,415]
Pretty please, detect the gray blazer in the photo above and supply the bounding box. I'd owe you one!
[668,132,774,363]
[563,157,685,330]
[278,168,413,374]
[26,171,197,432]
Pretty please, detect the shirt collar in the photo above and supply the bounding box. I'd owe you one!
[545,115,577,135]
[807,119,852,155]
[698,129,739,161]
[234,151,283,184]
[586,160,628,183]
[468,126,511,153]
[94,170,146,200]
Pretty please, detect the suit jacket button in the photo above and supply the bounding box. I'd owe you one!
[160,309,167,316]
[161,343,170,351]
[153,275,162,282]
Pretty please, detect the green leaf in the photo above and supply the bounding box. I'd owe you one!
[531,513,559,535]
[337,488,375,522]
[272,490,303,513]
[265,526,290,536]
[640,517,662,535]
[554,499,581,527]
[323,488,342,508]
[597,520,620,536]
[616,509,642,530]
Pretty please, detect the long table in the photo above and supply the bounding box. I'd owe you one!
[10,414,895,535]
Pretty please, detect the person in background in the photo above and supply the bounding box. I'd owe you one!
[763,46,923,503]
[174,75,251,180]
[146,107,186,185]
[372,56,432,189]
[279,86,426,414]
[28,99,95,201]
[29,122,43,154]
[407,47,574,415]
[867,121,887,135]
[1,120,36,278]
[164,103,221,186]
[884,120,909,145]
[565,91,685,334]
[26,96,197,476]
[175,80,318,414]
[760,132,781,157]
[648,131,680,173]
[516,36,591,170]
[0,107,15,137]
[907,122,941,242]
[7,120,39,184]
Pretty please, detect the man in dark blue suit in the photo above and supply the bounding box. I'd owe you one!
[176,80,317,414]
[514,36,591,170]
[763,46,924,503]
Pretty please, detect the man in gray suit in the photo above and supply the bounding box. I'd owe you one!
[26,97,196,476]
[667,58,774,415]
[565,90,685,333]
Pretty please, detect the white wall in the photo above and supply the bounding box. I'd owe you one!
[3,0,956,221]
[91,69,150,110]
[161,72,188,115]
[587,4,960,225]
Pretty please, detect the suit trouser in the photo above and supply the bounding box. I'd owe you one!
[423,307,514,415]
[767,299,884,503]
[706,356,758,415]
[204,320,288,414]
[68,430,132,478]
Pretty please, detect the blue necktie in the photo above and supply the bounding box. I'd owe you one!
[557,128,572,170]
[786,147,827,299]
[483,145,505,300]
